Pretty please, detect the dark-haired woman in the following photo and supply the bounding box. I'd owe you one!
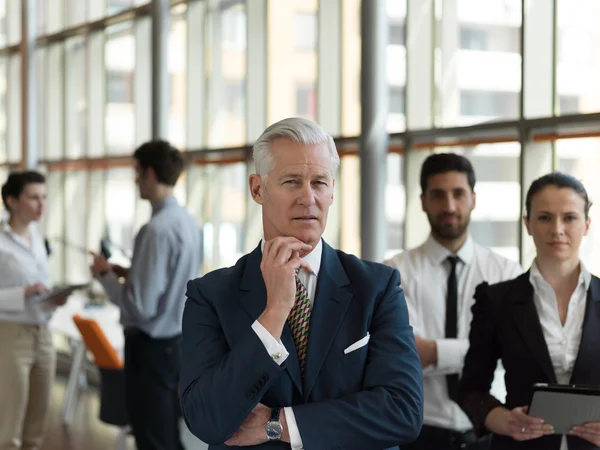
[458,172,600,450]
[0,171,68,450]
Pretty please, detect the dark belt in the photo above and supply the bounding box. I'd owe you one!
[420,424,478,448]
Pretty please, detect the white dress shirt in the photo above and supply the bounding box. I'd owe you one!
[252,239,322,449]
[0,219,54,324]
[530,260,590,450]
[385,234,523,432]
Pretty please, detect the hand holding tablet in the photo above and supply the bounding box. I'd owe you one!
[529,383,600,435]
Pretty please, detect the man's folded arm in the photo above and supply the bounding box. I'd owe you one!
[293,271,424,449]
[179,279,286,445]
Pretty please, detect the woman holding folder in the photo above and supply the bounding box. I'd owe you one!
[458,172,600,450]
[0,171,68,449]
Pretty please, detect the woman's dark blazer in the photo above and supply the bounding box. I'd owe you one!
[457,272,600,450]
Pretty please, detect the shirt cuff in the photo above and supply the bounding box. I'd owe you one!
[251,320,289,365]
[0,287,26,312]
[284,407,304,449]
[435,338,469,373]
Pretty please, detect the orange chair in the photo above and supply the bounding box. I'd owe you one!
[72,314,123,369]
[72,314,128,429]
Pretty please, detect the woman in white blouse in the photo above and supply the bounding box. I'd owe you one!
[457,172,600,450]
[0,171,68,450]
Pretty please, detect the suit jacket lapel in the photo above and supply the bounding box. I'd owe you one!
[303,242,353,399]
[510,273,557,384]
[570,275,600,384]
[238,244,303,395]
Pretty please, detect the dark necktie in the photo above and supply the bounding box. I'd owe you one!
[445,255,459,402]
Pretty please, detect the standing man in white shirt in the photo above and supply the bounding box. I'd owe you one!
[385,153,522,450]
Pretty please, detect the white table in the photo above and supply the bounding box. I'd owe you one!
[49,294,124,426]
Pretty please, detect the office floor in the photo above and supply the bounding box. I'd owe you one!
[42,377,208,450]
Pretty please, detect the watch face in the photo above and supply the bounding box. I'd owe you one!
[266,421,283,440]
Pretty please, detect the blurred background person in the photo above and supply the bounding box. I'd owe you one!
[0,171,69,450]
[385,153,522,450]
[458,172,600,450]
[91,140,202,450]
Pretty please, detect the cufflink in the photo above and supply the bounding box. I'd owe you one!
[271,352,282,360]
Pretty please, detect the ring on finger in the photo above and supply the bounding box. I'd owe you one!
[521,426,526,433]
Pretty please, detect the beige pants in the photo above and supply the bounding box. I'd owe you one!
[0,323,56,450]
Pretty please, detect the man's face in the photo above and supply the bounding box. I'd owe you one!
[134,162,153,200]
[421,171,475,241]
[249,139,335,248]
[7,183,46,222]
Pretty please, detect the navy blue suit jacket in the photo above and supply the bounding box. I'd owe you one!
[458,272,600,450]
[180,241,423,449]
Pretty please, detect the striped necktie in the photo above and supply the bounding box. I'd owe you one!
[288,275,312,376]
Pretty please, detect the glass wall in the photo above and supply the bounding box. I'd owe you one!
[0,0,600,283]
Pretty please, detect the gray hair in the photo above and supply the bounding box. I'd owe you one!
[253,117,340,181]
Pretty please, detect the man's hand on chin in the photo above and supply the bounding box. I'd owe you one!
[224,403,290,446]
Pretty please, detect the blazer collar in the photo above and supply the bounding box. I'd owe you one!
[303,242,352,399]
[510,272,557,383]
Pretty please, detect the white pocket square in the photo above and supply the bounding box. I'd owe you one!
[344,333,370,354]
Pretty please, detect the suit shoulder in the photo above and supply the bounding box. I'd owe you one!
[475,274,525,302]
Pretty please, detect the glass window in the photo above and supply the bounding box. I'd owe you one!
[341,0,360,136]
[206,0,247,148]
[65,37,87,159]
[556,0,600,114]
[339,155,360,255]
[66,0,86,27]
[64,171,89,283]
[389,86,405,114]
[7,54,20,163]
[105,25,136,155]
[104,168,136,266]
[108,0,133,16]
[0,57,6,164]
[46,44,64,160]
[268,0,317,124]
[436,0,522,127]
[0,0,7,47]
[44,171,65,283]
[460,90,519,117]
[385,153,405,258]
[293,12,317,51]
[169,7,186,149]
[389,22,405,46]
[7,0,21,46]
[295,84,317,121]
[187,163,246,273]
[386,0,407,133]
[556,138,600,274]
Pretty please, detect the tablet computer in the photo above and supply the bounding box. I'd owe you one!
[529,383,600,434]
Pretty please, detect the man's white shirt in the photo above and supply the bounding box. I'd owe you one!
[384,234,523,431]
[252,239,322,449]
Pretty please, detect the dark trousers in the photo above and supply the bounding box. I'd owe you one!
[124,330,184,450]
[403,425,491,450]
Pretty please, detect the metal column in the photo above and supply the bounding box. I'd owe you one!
[360,0,388,262]
[151,0,170,140]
